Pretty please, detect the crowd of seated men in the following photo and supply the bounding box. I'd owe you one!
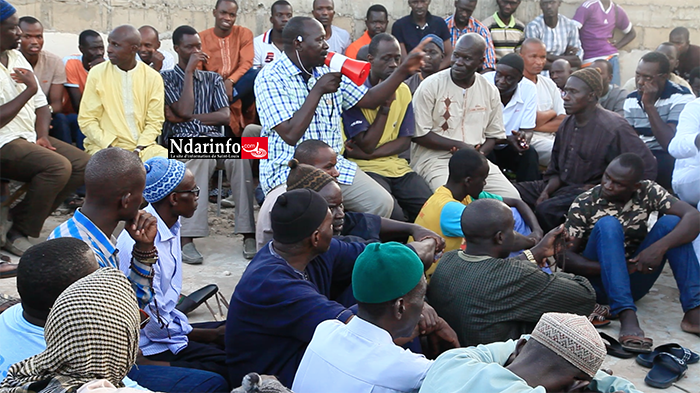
[1,0,700,391]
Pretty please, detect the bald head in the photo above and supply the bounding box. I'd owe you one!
[111,25,141,45]
[85,148,146,203]
[656,42,679,71]
[460,199,514,242]
[108,25,140,69]
[550,58,572,90]
[521,37,546,54]
[455,32,486,53]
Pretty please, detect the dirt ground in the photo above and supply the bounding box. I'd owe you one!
[1,203,698,393]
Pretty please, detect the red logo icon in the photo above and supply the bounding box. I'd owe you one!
[241,137,268,159]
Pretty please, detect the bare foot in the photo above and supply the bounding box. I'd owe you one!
[681,306,700,335]
[618,309,644,338]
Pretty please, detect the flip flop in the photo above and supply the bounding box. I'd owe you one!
[645,352,687,389]
[0,260,17,279]
[599,332,635,359]
[637,343,699,368]
[620,334,653,354]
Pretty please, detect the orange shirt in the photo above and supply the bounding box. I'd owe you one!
[199,27,254,134]
[345,31,371,60]
[62,54,88,114]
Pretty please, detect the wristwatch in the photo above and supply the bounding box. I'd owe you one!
[523,249,537,264]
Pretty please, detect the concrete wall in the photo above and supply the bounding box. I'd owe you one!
[12,0,700,82]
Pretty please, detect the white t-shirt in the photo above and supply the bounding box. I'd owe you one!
[534,75,565,115]
[483,72,538,136]
[292,318,433,393]
[326,25,352,55]
[253,29,283,68]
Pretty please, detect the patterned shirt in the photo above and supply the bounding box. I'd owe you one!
[161,65,228,140]
[255,52,367,194]
[545,106,657,186]
[566,181,678,256]
[445,16,497,69]
[623,79,694,151]
[49,209,154,309]
[525,14,583,60]
[481,13,526,60]
[427,251,595,347]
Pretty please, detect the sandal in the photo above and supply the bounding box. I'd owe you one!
[599,332,635,359]
[620,334,653,354]
[645,352,687,389]
[589,304,611,327]
[0,257,17,279]
[637,343,699,368]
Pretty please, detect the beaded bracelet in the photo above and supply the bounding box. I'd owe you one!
[132,246,158,259]
[130,260,155,279]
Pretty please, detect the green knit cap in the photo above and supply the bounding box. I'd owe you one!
[352,242,424,303]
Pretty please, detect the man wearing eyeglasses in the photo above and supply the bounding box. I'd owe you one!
[623,51,695,191]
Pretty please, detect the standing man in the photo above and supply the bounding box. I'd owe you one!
[253,0,292,68]
[445,0,496,70]
[404,34,444,94]
[0,3,89,256]
[482,0,526,60]
[624,52,695,191]
[549,58,571,91]
[312,0,350,55]
[345,4,388,60]
[138,25,176,72]
[515,68,657,231]
[392,0,452,68]
[669,27,700,82]
[484,53,540,182]
[411,33,520,199]
[78,25,167,160]
[520,38,566,167]
[254,16,427,218]
[199,0,255,136]
[342,33,433,222]
[593,59,627,115]
[573,0,636,86]
[525,0,582,70]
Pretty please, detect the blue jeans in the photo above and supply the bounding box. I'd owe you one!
[609,55,621,87]
[582,215,700,315]
[127,365,229,393]
[50,113,85,150]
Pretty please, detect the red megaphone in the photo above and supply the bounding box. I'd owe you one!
[324,52,371,86]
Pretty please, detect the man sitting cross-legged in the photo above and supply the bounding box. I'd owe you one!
[0,238,228,393]
[117,157,231,388]
[414,148,543,281]
[225,189,443,387]
[428,198,595,347]
[411,33,520,199]
[0,3,90,256]
[419,313,641,393]
[49,147,159,310]
[293,242,459,393]
[563,153,700,351]
[515,67,657,232]
[342,33,432,222]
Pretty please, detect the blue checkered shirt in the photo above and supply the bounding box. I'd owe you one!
[445,16,497,69]
[49,209,154,309]
[255,53,368,194]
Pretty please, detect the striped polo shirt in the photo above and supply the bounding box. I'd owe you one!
[482,13,526,60]
[623,80,694,150]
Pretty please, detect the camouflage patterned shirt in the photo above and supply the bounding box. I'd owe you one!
[565,180,678,256]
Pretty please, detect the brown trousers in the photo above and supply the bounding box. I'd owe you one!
[0,137,90,237]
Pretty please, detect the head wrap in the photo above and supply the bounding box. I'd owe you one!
[498,53,524,74]
[570,67,605,98]
[352,242,424,303]
[0,0,16,23]
[143,157,186,203]
[421,34,444,54]
[0,268,140,393]
[286,159,335,192]
[531,312,606,378]
[271,189,329,244]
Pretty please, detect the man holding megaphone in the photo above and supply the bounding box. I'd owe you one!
[255,16,429,219]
